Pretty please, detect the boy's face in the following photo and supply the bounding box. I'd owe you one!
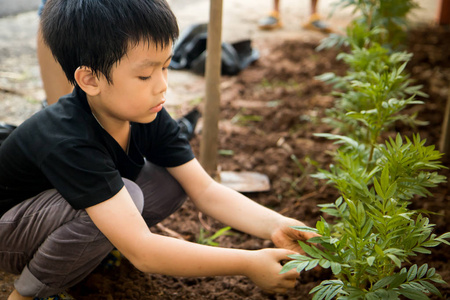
[94,41,173,124]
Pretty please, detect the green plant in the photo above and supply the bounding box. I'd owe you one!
[196,226,233,247]
[231,109,263,126]
[279,1,450,299]
[282,133,449,299]
[323,0,419,49]
[316,33,427,148]
[282,155,319,196]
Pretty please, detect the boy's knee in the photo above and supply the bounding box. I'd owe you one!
[123,179,144,213]
[144,178,188,228]
[166,179,188,204]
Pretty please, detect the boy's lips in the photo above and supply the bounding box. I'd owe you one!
[149,99,165,113]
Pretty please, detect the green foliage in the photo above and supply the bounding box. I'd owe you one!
[316,40,426,148]
[196,226,233,246]
[284,154,319,195]
[282,1,450,299]
[231,110,263,126]
[326,0,419,49]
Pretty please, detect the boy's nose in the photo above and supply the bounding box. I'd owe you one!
[154,71,168,95]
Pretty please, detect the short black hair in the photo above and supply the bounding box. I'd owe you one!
[41,0,179,84]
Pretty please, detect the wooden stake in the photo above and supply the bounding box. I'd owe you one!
[439,83,450,156]
[437,0,450,25]
[199,0,223,176]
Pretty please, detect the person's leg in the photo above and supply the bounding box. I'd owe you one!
[274,0,281,12]
[37,0,73,106]
[303,0,332,32]
[1,180,143,298]
[2,162,184,298]
[258,0,283,30]
[135,161,188,228]
[310,0,318,15]
[37,27,73,106]
[8,289,32,300]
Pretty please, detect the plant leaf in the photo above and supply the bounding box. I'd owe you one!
[387,254,402,268]
[373,275,397,290]
[280,260,299,274]
[417,264,428,279]
[367,256,375,266]
[299,241,323,259]
[296,261,310,273]
[398,287,430,300]
[291,226,319,233]
[420,280,442,297]
[407,265,418,281]
[373,178,385,199]
[305,259,320,271]
[331,262,342,275]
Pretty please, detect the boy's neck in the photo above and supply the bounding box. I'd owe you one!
[88,97,131,153]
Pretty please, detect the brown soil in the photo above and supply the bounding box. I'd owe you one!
[1,25,449,299]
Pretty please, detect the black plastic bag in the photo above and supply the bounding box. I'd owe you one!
[170,23,259,76]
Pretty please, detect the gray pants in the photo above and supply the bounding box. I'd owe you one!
[0,162,187,297]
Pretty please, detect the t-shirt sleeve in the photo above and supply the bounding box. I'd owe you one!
[143,108,195,167]
[40,139,124,210]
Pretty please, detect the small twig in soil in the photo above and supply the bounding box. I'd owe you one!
[279,191,318,215]
[198,212,212,231]
[156,223,186,240]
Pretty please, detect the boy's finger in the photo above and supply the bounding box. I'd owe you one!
[276,249,298,267]
[272,277,297,293]
[276,249,297,260]
[281,268,300,280]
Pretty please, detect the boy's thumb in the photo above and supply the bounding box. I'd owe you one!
[276,248,297,263]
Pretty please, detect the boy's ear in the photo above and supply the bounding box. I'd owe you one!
[74,66,100,96]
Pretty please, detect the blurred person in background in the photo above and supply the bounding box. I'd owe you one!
[37,0,73,106]
[258,0,332,32]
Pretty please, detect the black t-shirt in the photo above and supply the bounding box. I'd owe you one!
[0,87,194,217]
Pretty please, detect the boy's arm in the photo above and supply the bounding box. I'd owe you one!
[86,186,299,293]
[167,159,317,253]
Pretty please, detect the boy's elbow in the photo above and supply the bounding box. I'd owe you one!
[129,258,151,273]
[126,249,156,273]
[120,246,144,271]
[122,234,161,273]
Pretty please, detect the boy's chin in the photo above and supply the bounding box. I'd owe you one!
[140,113,158,124]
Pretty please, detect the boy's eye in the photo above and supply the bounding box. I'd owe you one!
[139,76,151,81]
[163,61,171,70]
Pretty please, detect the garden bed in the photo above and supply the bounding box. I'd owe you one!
[1,25,449,299]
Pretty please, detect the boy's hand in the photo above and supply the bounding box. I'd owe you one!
[245,248,299,293]
[271,218,319,254]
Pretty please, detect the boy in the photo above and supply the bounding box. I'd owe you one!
[0,0,317,299]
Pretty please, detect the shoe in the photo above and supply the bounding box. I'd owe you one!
[258,11,283,30]
[302,13,332,33]
[33,292,74,300]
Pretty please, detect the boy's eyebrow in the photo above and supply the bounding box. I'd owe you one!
[136,54,173,69]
